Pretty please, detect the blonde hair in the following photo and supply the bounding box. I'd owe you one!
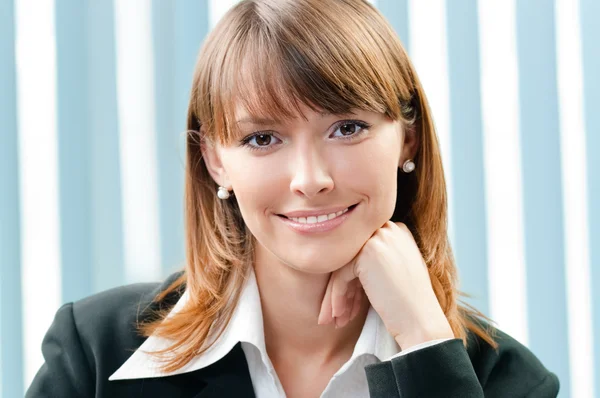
[140,0,498,372]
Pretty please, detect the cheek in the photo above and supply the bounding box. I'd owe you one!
[221,155,286,227]
[332,139,399,220]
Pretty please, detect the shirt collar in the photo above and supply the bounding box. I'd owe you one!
[109,267,399,381]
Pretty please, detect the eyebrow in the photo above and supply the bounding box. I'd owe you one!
[235,116,280,126]
[234,111,339,126]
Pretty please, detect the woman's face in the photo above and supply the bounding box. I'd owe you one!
[202,103,417,274]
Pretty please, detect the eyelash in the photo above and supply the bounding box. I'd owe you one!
[239,120,372,152]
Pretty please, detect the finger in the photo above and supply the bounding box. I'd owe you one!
[317,273,335,325]
[347,279,357,299]
[335,294,353,328]
[334,279,359,329]
[331,268,358,318]
[333,282,354,328]
[342,281,358,322]
[349,285,362,321]
[393,221,415,241]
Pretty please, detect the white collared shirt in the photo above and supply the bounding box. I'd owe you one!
[109,267,451,397]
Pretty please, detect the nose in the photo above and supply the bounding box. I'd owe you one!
[289,145,334,199]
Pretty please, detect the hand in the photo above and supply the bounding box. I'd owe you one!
[316,221,454,350]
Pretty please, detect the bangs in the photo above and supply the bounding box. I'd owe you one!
[194,0,416,145]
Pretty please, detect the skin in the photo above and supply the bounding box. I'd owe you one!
[201,102,454,390]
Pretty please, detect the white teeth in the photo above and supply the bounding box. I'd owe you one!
[289,207,351,224]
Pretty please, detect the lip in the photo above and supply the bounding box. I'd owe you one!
[277,203,358,234]
[279,205,355,219]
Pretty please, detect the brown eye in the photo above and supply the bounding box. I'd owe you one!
[240,132,282,152]
[331,121,370,141]
[339,123,358,136]
[255,134,272,146]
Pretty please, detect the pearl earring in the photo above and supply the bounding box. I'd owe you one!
[217,186,230,200]
[402,159,415,173]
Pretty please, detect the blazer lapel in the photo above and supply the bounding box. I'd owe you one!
[110,343,256,398]
[190,342,256,398]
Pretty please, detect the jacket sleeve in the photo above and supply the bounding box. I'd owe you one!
[364,338,560,398]
[25,303,95,398]
[383,338,454,361]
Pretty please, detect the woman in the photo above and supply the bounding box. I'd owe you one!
[27,0,560,397]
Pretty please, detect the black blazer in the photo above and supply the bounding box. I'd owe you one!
[26,271,560,397]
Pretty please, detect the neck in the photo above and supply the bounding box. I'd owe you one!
[253,245,370,366]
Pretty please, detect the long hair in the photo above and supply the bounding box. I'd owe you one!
[140,0,498,372]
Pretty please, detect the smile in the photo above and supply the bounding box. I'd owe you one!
[285,206,351,224]
[276,204,359,234]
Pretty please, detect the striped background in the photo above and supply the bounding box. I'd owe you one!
[0,0,597,396]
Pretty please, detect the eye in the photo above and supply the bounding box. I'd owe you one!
[239,120,371,152]
[330,121,371,141]
[239,132,282,152]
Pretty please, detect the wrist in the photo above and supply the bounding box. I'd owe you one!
[394,322,455,350]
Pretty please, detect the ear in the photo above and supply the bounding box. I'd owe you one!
[200,136,230,188]
[399,123,420,167]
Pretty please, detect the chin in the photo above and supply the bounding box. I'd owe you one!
[282,252,356,274]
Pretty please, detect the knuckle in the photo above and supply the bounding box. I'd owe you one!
[396,222,408,231]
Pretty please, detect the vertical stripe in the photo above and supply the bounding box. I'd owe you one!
[0,2,24,396]
[55,0,92,303]
[173,0,209,132]
[478,0,529,344]
[580,0,600,395]
[445,0,489,316]
[515,1,571,394]
[151,0,209,277]
[556,0,594,395]
[209,0,240,28]
[14,0,62,387]
[151,0,179,277]
[88,0,125,293]
[171,0,208,272]
[113,0,162,283]
[407,0,454,240]
[376,0,410,54]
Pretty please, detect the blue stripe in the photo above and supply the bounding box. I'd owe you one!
[580,0,600,396]
[87,0,125,293]
[376,0,410,54]
[445,0,490,317]
[0,1,24,396]
[516,2,570,396]
[55,0,93,303]
[151,0,209,276]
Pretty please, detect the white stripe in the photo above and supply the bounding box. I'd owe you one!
[113,0,162,283]
[477,0,529,345]
[555,0,594,396]
[209,0,240,29]
[408,0,455,240]
[14,0,62,389]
